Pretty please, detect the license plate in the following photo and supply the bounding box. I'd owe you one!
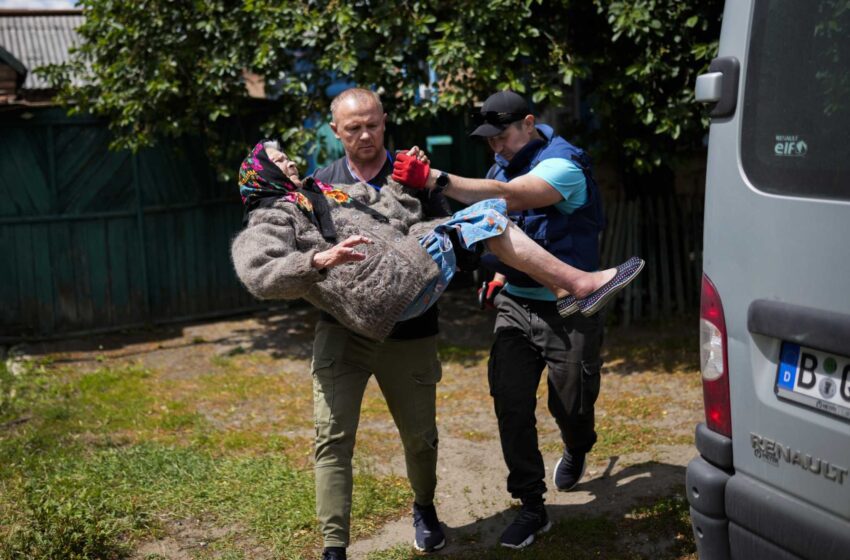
[775,342,850,421]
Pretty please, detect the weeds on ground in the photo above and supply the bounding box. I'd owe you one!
[0,356,410,559]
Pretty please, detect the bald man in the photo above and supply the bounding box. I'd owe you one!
[310,88,450,560]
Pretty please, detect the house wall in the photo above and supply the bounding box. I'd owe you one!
[0,63,17,100]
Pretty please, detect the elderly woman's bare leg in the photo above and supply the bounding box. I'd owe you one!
[483,221,615,299]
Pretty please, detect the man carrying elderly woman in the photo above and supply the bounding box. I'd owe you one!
[230,138,642,560]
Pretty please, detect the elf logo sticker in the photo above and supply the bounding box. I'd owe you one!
[775,135,808,157]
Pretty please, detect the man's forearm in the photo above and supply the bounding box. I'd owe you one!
[424,168,562,212]
[425,168,509,205]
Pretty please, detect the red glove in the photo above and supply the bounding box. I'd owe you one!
[478,280,504,310]
[392,152,430,189]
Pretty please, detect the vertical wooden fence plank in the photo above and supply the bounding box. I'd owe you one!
[622,199,634,327]
[14,224,38,335]
[124,215,148,322]
[71,222,95,328]
[646,197,659,320]
[144,216,162,319]
[601,192,618,264]
[106,218,131,325]
[31,224,56,335]
[132,154,152,324]
[668,196,686,314]
[656,197,672,317]
[0,225,22,335]
[87,220,112,327]
[46,125,56,213]
[49,221,78,332]
[215,204,235,310]
[190,207,208,314]
[610,195,626,271]
[166,213,181,317]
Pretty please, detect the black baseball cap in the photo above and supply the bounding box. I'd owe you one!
[469,91,531,137]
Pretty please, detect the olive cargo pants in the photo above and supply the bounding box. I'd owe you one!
[311,320,442,547]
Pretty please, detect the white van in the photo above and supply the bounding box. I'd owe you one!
[688,1,850,559]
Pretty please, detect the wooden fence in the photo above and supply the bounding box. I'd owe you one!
[0,109,260,340]
[0,108,705,339]
[600,192,704,325]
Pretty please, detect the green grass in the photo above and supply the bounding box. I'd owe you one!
[437,344,488,367]
[623,491,695,557]
[0,357,411,559]
[0,313,701,559]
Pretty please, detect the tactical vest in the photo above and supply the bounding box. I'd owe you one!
[481,125,605,288]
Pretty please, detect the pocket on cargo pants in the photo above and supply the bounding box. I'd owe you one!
[579,359,602,416]
[548,359,601,452]
[312,357,337,430]
[549,358,601,417]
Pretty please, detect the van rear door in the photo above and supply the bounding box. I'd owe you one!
[703,0,850,521]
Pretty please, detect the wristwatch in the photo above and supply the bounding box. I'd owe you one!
[433,171,450,194]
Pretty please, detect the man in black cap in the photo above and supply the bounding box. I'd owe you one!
[392,90,607,549]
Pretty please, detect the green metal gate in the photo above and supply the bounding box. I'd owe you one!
[0,108,260,340]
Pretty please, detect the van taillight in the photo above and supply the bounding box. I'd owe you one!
[700,274,731,437]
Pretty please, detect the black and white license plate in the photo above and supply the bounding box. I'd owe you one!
[775,342,850,421]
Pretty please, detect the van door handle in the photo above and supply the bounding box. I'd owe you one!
[695,72,723,103]
[748,300,850,357]
[695,56,740,119]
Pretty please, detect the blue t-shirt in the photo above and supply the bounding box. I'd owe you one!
[504,157,588,301]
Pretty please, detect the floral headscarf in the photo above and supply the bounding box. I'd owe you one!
[238,140,351,241]
[239,140,310,205]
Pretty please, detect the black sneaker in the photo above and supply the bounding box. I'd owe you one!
[499,503,552,549]
[322,547,346,560]
[553,448,587,491]
[413,502,446,552]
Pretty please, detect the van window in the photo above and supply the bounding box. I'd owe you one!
[741,0,850,201]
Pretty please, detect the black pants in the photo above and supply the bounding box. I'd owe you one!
[488,292,603,500]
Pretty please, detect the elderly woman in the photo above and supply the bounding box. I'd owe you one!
[231,140,643,341]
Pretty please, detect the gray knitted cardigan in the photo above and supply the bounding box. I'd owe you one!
[231,180,445,341]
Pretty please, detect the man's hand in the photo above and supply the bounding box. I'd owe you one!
[312,235,373,270]
[478,279,504,309]
[403,145,430,165]
[392,152,431,189]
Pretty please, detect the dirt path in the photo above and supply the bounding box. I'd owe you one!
[348,435,695,559]
[19,290,702,559]
[347,293,700,558]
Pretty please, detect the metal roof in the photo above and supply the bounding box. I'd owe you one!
[0,10,83,91]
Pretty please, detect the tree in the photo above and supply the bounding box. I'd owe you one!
[41,0,721,183]
[571,1,722,180]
